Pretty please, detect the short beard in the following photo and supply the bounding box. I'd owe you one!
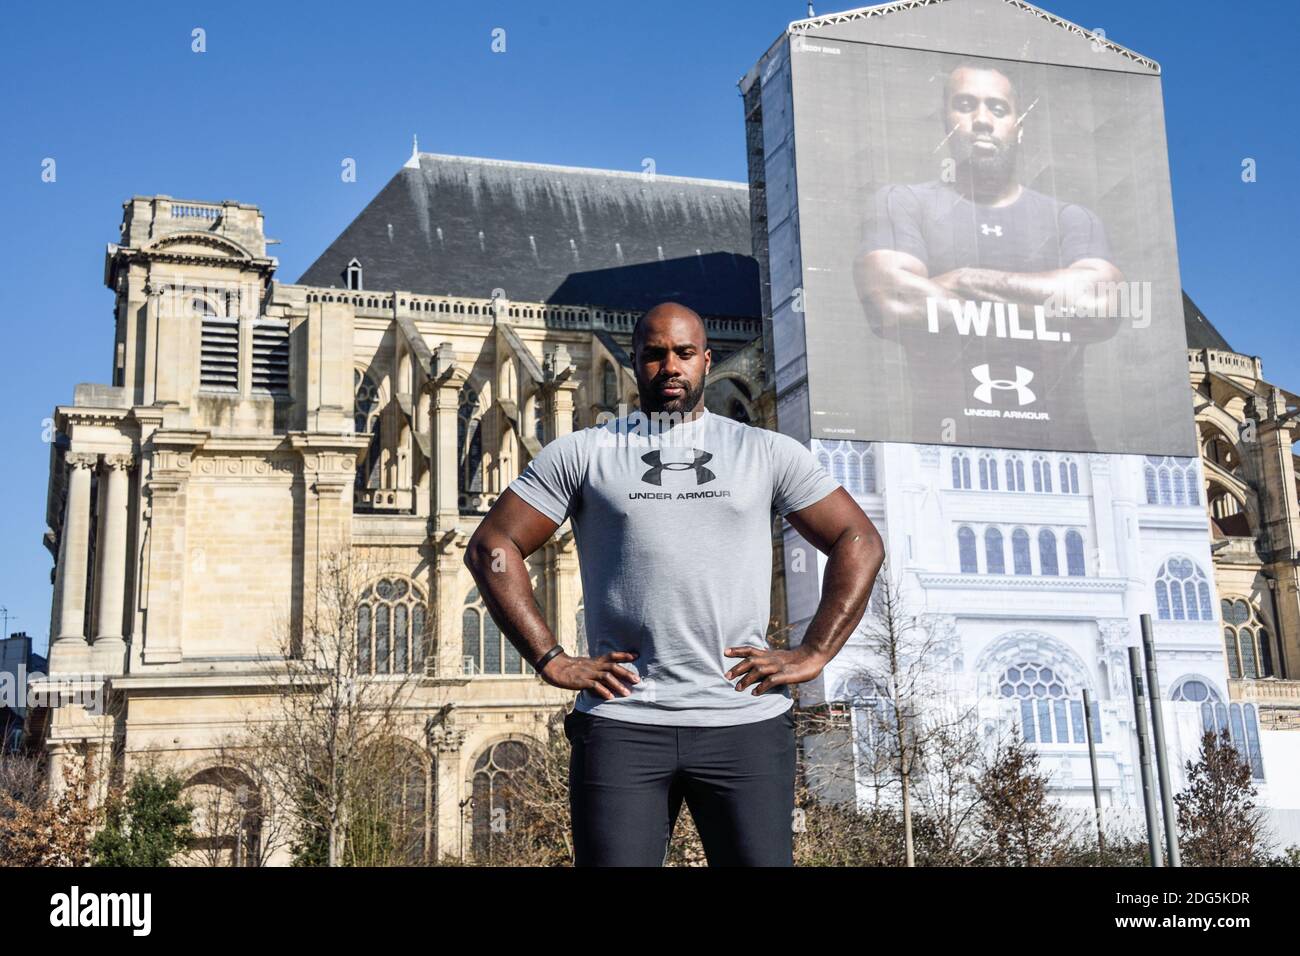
[643,378,702,416]
[955,143,1017,199]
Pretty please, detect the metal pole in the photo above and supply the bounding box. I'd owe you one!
[1128,646,1164,867]
[1141,614,1182,867]
[1082,687,1105,859]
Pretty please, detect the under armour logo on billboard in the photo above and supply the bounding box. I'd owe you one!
[640,449,716,486]
[971,364,1036,406]
[980,223,1003,237]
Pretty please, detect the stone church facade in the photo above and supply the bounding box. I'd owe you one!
[34,153,771,864]
[31,149,1300,863]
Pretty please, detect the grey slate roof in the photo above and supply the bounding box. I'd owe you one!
[1183,291,1233,352]
[297,153,760,317]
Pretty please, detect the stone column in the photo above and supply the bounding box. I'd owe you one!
[53,453,98,658]
[427,723,467,862]
[540,344,578,443]
[45,741,70,799]
[432,531,468,679]
[1256,389,1300,677]
[290,437,368,659]
[1088,453,1121,577]
[548,530,581,653]
[141,435,204,665]
[93,454,133,670]
[415,381,433,518]
[429,343,468,534]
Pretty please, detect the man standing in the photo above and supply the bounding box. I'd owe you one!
[464,301,884,866]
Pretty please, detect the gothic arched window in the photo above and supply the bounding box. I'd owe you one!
[471,740,531,860]
[356,577,427,675]
[601,362,618,408]
[832,449,849,489]
[1038,529,1058,576]
[1065,530,1085,576]
[1032,456,1053,493]
[458,386,484,495]
[821,440,876,496]
[952,452,971,490]
[979,453,999,491]
[958,526,978,573]
[1058,457,1079,494]
[985,526,1005,575]
[1198,702,1265,779]
[860,447,876,494]
[1144,457,1200,507]
[1155,557,1212,622]
[462,586,532,675]
[997,663,1097,745]
[1005,455,1026,492]
[355,369,382,491]
[1221,598,1274,679]
[1012,528,1032,575]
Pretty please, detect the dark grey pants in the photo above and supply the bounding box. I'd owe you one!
[564,707,796,867]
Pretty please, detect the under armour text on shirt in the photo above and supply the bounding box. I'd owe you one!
[505,407,842,727]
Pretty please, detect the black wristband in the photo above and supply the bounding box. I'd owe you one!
[534,645,565,672]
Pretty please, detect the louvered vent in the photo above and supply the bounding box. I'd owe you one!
[199,318,240,391]
[251,320,290,394]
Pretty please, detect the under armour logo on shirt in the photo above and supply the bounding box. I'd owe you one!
[640,449,716,486]
[980,223,1003,237]
[971,364,1036,406]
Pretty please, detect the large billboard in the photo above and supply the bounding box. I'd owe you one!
[760,4,1196,456]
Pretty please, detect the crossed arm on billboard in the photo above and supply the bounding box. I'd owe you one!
[852,248,1126,346]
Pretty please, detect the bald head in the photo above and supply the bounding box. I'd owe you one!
[632,302,707,355]
[632,301,711,415]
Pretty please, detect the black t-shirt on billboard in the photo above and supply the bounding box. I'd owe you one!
[858,180,1115,449]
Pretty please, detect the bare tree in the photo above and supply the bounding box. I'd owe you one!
[972,736,1073,865]
[909,697,1008,865]
[1176,728,1274,866]
[229,548,427,866]
[844,566,984,866]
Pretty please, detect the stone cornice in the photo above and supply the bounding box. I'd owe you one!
[915,572,1129,593]
[288,431,370,479]
[286,432,371,453]
[56,405,130,426]
[108,237,275,273]
[148,429,211,450]
[193,455,302,478]
[107,672,299,693]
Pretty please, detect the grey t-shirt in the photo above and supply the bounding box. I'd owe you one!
[505,407,841,727]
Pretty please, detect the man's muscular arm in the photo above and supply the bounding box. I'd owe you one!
[856,248,1125,345]
[725,488,885,694]
[464,489,639,700]
[854,248,951,342]
[937,257,1126,343]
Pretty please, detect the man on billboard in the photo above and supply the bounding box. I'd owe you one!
[853,61,1126,443]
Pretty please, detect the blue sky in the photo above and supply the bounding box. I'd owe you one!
[3,0,1296,654]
